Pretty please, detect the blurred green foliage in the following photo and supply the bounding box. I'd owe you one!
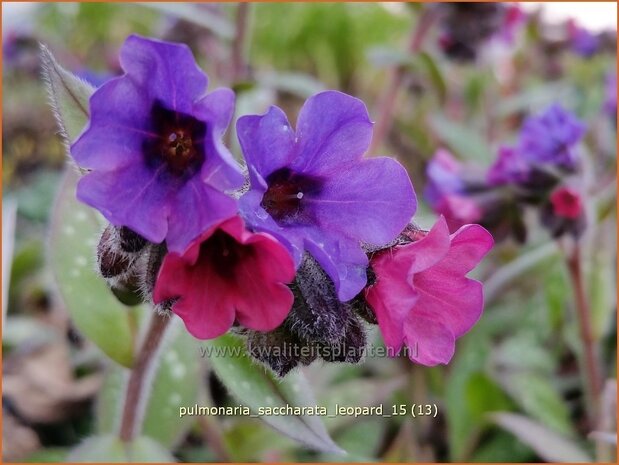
[2,2,616,463]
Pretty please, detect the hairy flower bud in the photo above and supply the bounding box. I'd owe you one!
[96,225,137,279]
[118,226,147,253]
[245,327,316,377]
[95,224,171,308]
[286,254,353,344]
[318,316,367,364]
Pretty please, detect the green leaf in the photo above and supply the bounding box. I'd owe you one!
[493,334,555,375]
[415,52,447,104]
[496,372,574,437]
[484,242,559,304]
[67,435,175,463]
[205,333,343,455]
[40,44,94,144]
[319,377,404,430]
[428,114,493,163]
[464,373,514,424]
[321,419,384,462]
[471,431,535,462]
[97,315,201,448]
[444,333,493,460]
[48,171,135,367]
[491,413,592,462]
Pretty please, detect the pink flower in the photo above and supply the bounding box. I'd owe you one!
[550,186,583,220]
[365,216,493,366]
[153,216,295,339]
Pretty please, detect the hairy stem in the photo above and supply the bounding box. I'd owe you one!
[369,7,437,155]
[119,311,171,442]
[565,242,602,428]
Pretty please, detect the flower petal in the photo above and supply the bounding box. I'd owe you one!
[228,233,295,331]
[238,189,304,265]
[76,165,171,244]
[154,216,295,339]
[402,216,451,274]
[236,106,295,183]
[71,77,152,170]
[193,88,244,191]
[292,91,373,176]
[302,228,369,301]
[403,312,455,366]
[441,223,494,275]
[413,272,484,338]
[120,34,208,112]
[166,177,238,253]
[307,156,416,245]
[163,262,237,339]
[365,251,420,353]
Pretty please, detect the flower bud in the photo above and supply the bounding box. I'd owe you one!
[541,186,586,239]
[245,327,316,377]
[287,254,353,344]
[318,316,367,364]
[118,226,147,253]
[96,225,136,279]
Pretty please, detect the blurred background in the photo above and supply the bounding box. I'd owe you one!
[2,2,617,463]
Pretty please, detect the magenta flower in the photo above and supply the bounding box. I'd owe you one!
[153,216,295,339]
[71,35,243,252]
[550,186,583,220]
[518,104,586,171]
[237,91,416,301]
[365,216,493,366]
[498,4,525,44]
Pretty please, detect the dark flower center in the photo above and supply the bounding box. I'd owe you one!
[144,100,207,177]
[199,230,253,280]
[261,168,322,224]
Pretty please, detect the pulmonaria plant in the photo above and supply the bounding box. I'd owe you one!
[366,217,493,365]
[153,216,295,339]
[71,35,243,253]
[424,149,484,231]
[426,104,588,244]
[237,91,416,301]
[48,34,492,377]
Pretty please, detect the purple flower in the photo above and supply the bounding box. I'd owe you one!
[237,91,416,301]
[568,20,600,58]
[71,35,243,252]
[518,104,586,171]
[486,146,530,185]
[424,149,483,231]
[424,149,465,204]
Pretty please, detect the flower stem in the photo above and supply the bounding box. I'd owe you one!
[565,242,602,428]
[231,2,251,82]
[369,7,437,155]
[119,311,171,442]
